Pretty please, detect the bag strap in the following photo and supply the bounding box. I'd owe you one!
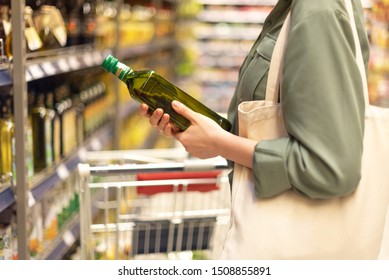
[344,0,370,105]
[265,11,291,103]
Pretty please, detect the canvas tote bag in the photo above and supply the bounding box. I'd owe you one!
[221,1,389,260]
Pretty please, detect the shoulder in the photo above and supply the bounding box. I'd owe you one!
[291,0,348,24]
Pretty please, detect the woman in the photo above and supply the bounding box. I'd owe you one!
[140,0,369,200]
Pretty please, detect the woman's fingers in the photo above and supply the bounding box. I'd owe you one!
[138,103,150,117]
[149,108,164,128]
[138,103,175,136]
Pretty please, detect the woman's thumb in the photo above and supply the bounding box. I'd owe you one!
[172,100,194,121]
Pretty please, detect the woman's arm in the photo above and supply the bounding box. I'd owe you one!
[139,101,258,168]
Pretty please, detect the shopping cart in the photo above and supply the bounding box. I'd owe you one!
[77,148,231,260]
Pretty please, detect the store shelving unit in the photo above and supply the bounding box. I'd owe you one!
[0,0,180,260]
[193,0,276,113]
[366,0,389,107]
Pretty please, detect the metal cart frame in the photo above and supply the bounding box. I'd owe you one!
[77,148,231,260]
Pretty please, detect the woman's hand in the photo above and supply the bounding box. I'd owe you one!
[139,101,257,167]
[170,100,223,159]
[138,103,176,137]
[138,101,224,159]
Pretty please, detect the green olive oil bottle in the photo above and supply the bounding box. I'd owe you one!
[101,55,231,132]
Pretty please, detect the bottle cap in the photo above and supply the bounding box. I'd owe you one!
[101,55,119,74]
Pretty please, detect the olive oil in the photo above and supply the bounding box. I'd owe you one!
[0,97,14,183]
[101,55,231,132]
[31,92,53,172]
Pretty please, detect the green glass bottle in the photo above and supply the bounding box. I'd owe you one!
[45,91,61,164]
[0,96,14,183]
[101,55,231,132]
[31,91,53,172]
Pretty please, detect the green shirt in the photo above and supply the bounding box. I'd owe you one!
[227,0,370,198]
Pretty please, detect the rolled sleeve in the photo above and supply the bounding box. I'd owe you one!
[253,138,290,198]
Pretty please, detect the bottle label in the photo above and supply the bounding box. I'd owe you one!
[115,62,130,79]
[53,26,67,47]
[2,20,11,36]
[50,8,67,47]
[11,135,16,185]
[53,118,61,163]
[26,124,34,179]
[67,18,81,35]
[44,117,53,168]
[25,27,43,51]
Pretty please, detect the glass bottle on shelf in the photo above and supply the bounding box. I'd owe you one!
[31,91,53,173]
[0,0,10,59]
[101,55,232,132]
[80,0,97,45]
[54,82,76,158]
[33,0,67,50]
[62,88,77,156]
[70,78,85,146]
[45,90,61,164]
[0,95,14,184]
[65,0,82,46]
[24,5,43,53]
[54,85,66,158]
[5,5,43,58]
[26,90,35,180]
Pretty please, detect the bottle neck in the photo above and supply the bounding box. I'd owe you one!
[115,62,132,81]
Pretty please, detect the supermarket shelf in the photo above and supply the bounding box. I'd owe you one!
[0,122,114,214]
[38,214,80,260]
[195,30,260,41]
[1,38,178,85]
[0,183,14,213]
[0,46,112,85]
[25,47,112,82]
[197,10,270,23]
[0,68,12,87]
[30,122,114,204]
[198,0,277,5]
[117,37,178,59]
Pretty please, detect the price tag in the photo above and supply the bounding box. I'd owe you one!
[93,51,102,63]
[28,64,45,80]
[78,147,87,161]
[28,191,36,207]
[68,56,80,70]
[25,69,33,82]
[83,53,94,67]
[41,62,57,76]
[62,230,76,247]
[90,138,102,151]
[57,163,70,180]
[57,58,70,72]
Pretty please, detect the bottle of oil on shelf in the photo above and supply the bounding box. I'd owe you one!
[0,0,10,58]
[101,55,232,132]
[54,82,77,158]
[5,5,43,58]
[0,0,11,59]
[25,91,35,180]
[72,90,85,146]
[31,91,53,173]
[0,96,14,183]
[45,90,61,164]
[80,0,97,45]
[65,0,82,46]
[33,0,67,50]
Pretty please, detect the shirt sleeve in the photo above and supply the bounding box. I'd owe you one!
[252,9,367,199]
